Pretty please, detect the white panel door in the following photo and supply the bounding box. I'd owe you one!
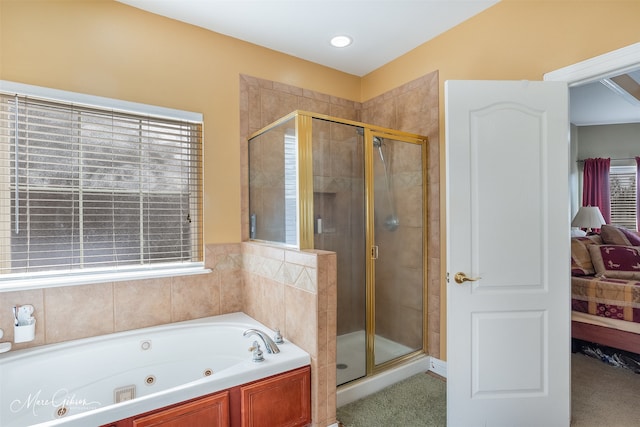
[445,80,571,426]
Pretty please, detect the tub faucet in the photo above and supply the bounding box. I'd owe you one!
[243,328,280,354]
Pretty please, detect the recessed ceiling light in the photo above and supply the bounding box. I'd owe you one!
[330,35,352,48]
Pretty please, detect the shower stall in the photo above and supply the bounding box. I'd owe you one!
[248,111,427,387]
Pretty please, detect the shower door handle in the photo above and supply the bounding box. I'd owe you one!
[371,245,379,259]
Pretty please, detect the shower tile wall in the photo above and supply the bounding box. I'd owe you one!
[239,73,441,357]
[237,72,439,425]
[240,74,366,338]
[361,71,441,357]
[240,73,441,345]
[239,74,361,242]
[240,76,363,426]
[373,139,425,352]
[312,118,366,338]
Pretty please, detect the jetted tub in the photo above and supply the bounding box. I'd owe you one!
[0,312,310,427]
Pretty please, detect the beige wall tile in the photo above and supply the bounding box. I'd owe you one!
[242,270,259,320]
[114,278,171,331]
[44,284,114,344]
[171,273,219,321]
[257,277,286,332]
[261,89,298,126]
[284,249,318,268]
[313,363,328,426]
[317,308,328,361]
[299,96,331,115]
[205,242,241,270]
[219,269,243,314]
[329,103,361,122]
[284,285,318,356]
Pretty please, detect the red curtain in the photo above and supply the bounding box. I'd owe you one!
[636,157,640,231]
[582,158,611,224]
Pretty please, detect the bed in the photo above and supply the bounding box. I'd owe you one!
[570,225,640,355]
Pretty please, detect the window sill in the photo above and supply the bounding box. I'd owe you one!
[0,264,211,293]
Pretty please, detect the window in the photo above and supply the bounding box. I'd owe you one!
[0,87,203,282]
[284,131,297,246]
[609,165,637,230]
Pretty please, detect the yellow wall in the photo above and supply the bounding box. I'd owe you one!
[363,0,640,130]
[360,0,640,360]
[3,0,640,361]
[4,1,638,245]
[0,0,360,244]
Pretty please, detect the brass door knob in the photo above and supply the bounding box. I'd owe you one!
[454,272,481,284]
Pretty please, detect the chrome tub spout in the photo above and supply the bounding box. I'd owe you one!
[243,328,280,354]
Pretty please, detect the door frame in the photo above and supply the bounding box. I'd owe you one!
[544,43,640,86]
[543,41,640,404]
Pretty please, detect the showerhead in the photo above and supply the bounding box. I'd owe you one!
[354,127,384,148]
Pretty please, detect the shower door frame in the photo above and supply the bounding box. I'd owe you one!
[248,110,430,382]
[364,127,429,378]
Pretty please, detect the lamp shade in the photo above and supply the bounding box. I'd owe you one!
[571,206,606,229]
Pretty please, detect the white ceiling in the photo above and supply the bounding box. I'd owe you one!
[116,0,500,77]
[570,72,640,126]
[116,0,640,126]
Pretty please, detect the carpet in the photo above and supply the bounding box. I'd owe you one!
[336,372,446,427]
[571,353,640,426]
[336,354,640,427]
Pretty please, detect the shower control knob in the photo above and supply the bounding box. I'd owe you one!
[273,328,284,344]
[249,341,264,362]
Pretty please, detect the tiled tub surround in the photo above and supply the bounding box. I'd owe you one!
[0,242,337,427]
[241,243,337,427]
[0,312,310,427]
[0,243,243,348]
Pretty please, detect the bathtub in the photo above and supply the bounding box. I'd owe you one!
[0,312,310,427]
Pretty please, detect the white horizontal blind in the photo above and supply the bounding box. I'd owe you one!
[284,132,297,246]
[0,93,203,276]
[609,166,637,231]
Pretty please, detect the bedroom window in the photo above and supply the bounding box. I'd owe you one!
[0,86,203,284]
[609,165,637,230]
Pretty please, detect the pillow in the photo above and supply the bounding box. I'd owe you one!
[571,228,587,237]
[570,235,603,276]
[588,244,640,279]
[600,224,640,246]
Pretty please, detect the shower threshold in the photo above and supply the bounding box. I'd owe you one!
[337,330,413,386]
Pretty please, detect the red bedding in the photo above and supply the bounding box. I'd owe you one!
[571,275,640,324]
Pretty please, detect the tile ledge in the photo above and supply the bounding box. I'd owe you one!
[0,265,211,292]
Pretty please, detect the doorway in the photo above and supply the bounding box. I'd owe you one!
[545,41,640,421]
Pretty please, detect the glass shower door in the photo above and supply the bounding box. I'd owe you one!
[371,134,425,367]
[310,118,367,386]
